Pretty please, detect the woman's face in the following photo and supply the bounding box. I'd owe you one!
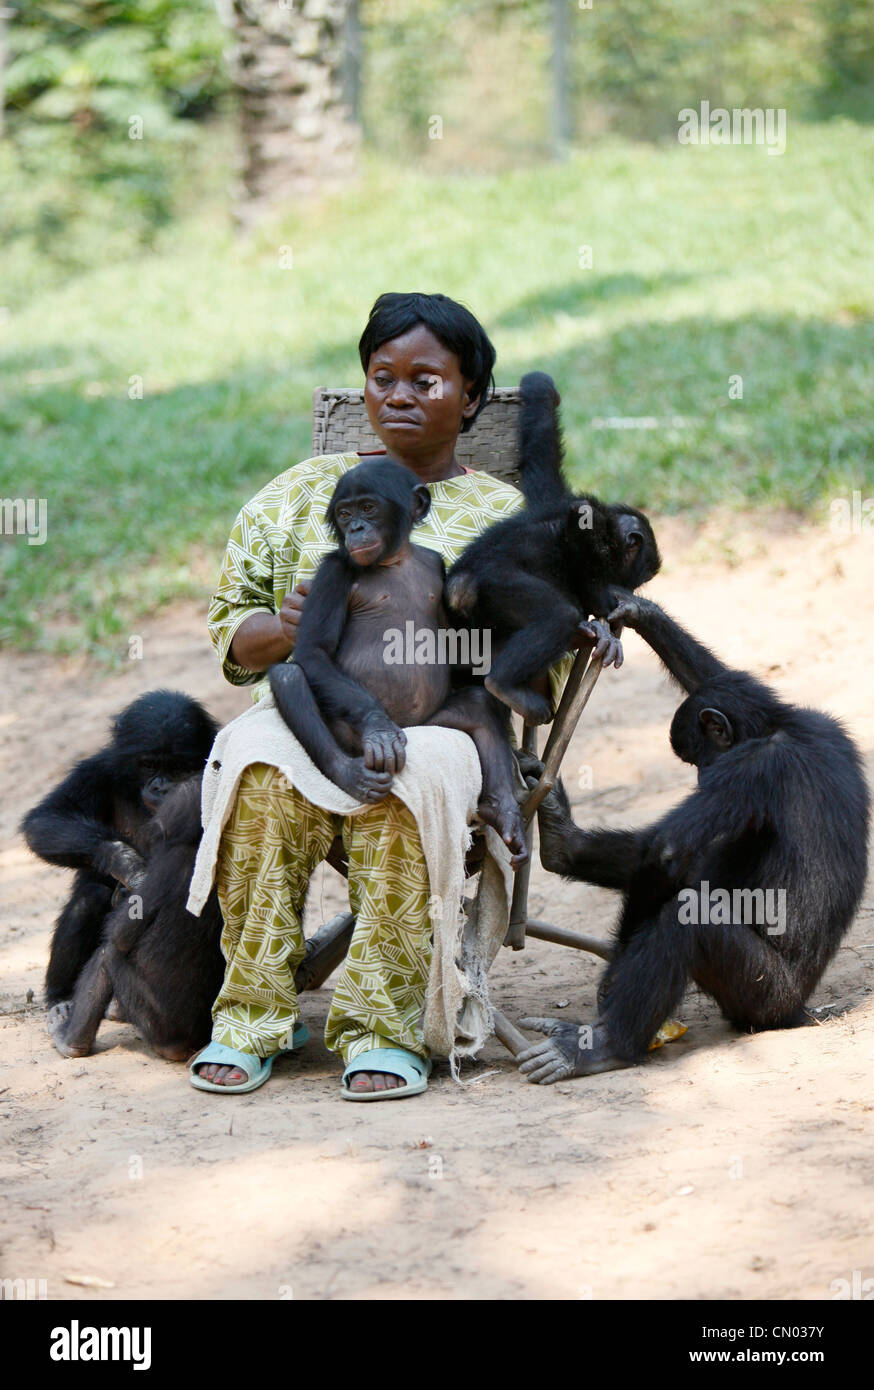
[363,324,479,461]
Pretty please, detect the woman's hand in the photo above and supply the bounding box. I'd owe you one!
[278,580,311,650]
[229,581,312,672]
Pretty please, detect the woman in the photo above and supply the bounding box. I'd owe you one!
[191,291,530,1099]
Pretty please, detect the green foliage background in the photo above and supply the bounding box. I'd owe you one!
[1,1,873,655]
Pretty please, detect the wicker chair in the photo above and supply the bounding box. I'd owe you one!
[293,386,612,1058]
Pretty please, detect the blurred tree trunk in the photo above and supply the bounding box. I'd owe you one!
[550,0,572,159]
[216,0,361,227]
[0,7,13,138]
[342,0,362,126]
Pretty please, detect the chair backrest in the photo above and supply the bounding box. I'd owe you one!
[312,387,522,485]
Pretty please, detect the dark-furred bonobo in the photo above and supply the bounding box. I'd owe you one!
[41,775,225,1060]
[444,372,661,725]
[269,458,529,865]
[517,592,869,1082]
[22,690,218,1008]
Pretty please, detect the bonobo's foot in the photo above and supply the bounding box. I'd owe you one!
[47,1001,91,1059]
[477,793,529,869]
[329,752,393,803]
[577,619,623,669]
[105,996,126,1022]
[362,718,407,775]
[516,1017,633,1083]
[484,676,552,725]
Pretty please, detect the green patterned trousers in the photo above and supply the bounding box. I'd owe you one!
[212,763,433,1064]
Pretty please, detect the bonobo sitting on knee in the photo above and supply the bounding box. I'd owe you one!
[269,458,529,866]
[444,371,658,725]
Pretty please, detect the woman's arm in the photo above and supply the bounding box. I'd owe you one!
[229,582,311,670]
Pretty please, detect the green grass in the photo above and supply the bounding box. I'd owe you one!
[2,121,873,656]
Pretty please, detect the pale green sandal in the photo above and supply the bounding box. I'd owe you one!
[189,1025,310,1094]
[341,1046,431,1101]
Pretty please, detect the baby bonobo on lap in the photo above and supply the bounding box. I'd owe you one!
[269,459,528,866]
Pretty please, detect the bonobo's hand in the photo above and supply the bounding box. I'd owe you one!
[535,771,573,823]
[361,714,407,775]
[513,755,573,824]
[517,1017,630,1082]
[575,618,623,668]
[530,773,576,875]
[96,840,148,892]
[278,580,312,651]
[515,752,545,786]
[604,586,646,633]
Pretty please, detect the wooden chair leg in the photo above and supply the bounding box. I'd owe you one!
[505,721,538,950]
[492,1007,530,1056]
[505,647,606,953]
[522,647,605,819]
[525,920,614,960]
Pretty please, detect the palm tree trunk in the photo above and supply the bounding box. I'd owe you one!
[216,0,360,226]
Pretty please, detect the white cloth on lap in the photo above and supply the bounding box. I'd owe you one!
[186,692,514,1071]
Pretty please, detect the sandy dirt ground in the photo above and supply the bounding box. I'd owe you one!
[2,515,873,1302]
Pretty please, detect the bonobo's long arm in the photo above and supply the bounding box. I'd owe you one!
[271,552,393,732]
[534,774,648,889]
[21,758,146,888]
[607,590,726,694]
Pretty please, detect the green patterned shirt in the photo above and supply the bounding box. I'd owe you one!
[208,452,534,701]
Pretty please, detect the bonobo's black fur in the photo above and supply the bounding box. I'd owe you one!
[517,592,870,1083]
[22,690,219,1007]
[269,458,529,865]
[40,776,225,1061]
[445,371,661,724]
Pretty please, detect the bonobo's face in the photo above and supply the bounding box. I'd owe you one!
[615,508,661,589]
[139,760,198,814]
[363,325,478,464]
[333,490,396,567]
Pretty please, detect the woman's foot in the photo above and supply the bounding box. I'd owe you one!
[345,1070,406,1094]
[194,1061,405,1090]
[193,1061,248,1086]
[341,1046,430,1100]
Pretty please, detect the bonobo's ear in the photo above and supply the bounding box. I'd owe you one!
[616,512,642,551]
[699,707,734,749]
[410,484,432,524]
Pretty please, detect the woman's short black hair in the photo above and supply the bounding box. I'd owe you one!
[358,291,496,433]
